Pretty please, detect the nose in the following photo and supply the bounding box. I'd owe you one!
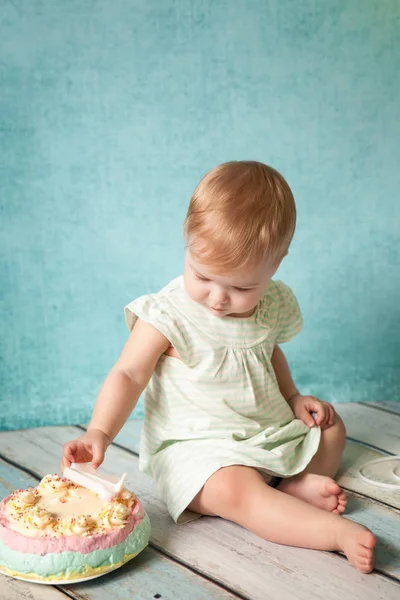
[210,286,229,307]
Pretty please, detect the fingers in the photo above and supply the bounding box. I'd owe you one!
[319,402,335,429]
[319,403,336,430]
[307,400,325,427]
[294,395,336,430]
[91,443,105,470]
[62,440,93,466]
[300,407,317,428]
[61,431,110,475]
[63,441,79,465]
[60,456,69,474]
[60,442,78,475]
[327,403,335,426]
[302,397,335,429]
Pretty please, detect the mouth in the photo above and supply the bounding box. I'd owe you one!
[210,306,227,313]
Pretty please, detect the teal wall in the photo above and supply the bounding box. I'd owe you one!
[1,1,399,431]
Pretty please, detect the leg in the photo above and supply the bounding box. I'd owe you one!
[304,412,347,477]
[278,413,347,513]
[188,465,375,573]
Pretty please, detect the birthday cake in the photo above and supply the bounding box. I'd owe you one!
[0,474,150,582]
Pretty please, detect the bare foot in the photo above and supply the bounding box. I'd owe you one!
[337,519,376,573]
[278,473,347,514]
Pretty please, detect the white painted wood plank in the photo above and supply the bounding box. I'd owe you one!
[1,577,70,600]
[360,401,400,415]
[338,441,400,509]
[336,404,400,453]
[345,494,400,575]
[0,459,238,600]
[1,427,399,600]
[112,419,141,453]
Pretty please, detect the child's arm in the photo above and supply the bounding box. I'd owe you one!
[61,318,170,470]
[88,318,170,440]
[271,344,335,429]
[270,344,299,401]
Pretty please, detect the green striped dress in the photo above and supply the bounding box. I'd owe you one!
[124,276,321,523]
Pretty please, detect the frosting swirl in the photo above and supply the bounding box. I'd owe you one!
[22,507,53,530]
[11,488,39,510]
[119,489,135,506]
[39,474,71,493]
[60,515,96,536]
[101,502,130,528]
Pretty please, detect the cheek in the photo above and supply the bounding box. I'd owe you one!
[235,291,259,309]
[185,274,207,302]
[192,284,205,302]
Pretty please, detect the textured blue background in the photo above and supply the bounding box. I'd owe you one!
[1,0,399,431]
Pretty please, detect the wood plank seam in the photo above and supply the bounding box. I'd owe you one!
[346,436,396,455]
[0,451,247,600]
[327,550,400,585]
[354,402,400,418]
[52,587,81,600]
[339,484,400,513]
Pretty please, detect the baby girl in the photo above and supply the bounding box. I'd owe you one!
[61,161,375,573]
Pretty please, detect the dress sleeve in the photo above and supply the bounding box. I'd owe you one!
[124,294,192,365]
[273,281,303,343]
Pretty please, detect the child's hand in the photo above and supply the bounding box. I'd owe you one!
[287,394,335,430]
[60,429,110,473]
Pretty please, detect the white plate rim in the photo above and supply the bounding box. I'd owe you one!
[0,551,140,585]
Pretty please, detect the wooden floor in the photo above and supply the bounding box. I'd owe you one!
[1,401,399,600]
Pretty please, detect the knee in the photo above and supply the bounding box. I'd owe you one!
[325,412,346,448]
[335,412,347,438]
[202,466,254,516]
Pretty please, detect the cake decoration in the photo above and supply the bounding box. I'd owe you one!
[0,470,150,582]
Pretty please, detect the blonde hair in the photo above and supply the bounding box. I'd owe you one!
[184,161,296,270]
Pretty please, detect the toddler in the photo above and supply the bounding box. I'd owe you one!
[61,161,375,573]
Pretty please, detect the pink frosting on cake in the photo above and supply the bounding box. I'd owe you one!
[0,495,144,556]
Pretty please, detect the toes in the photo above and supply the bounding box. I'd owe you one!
[360,531,376,550]
[357,547,374,559]
[358,564,373,574]
[352,550,374,573]
[353,533,376,572]
[322,478,341,497]
[332,507,345,515]
[326,482,346,513]
[358,559,374,574]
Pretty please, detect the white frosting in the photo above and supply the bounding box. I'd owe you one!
[6,475,136,538]
[60,515,96,535]
[22,508,53,530]
[38,475,71,493]
[11,489,39,510]
[101,502,130,527]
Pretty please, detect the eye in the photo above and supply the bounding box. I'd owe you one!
[234,287,252,293]
[196,274,210,282]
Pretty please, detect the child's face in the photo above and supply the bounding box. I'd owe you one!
[184,248,282,318]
